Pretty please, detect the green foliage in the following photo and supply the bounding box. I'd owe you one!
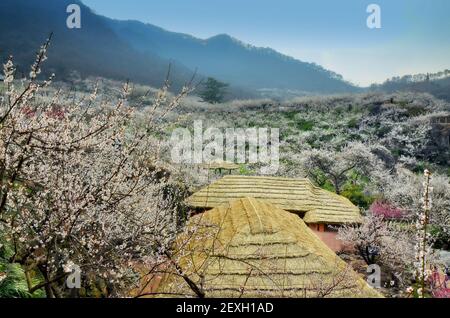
[391,148,402,159]
[0,235,44,298]
[308,169,335,192]
[374,125,391,138]
[312,170,375,209]
[310,168,375,209]
[198,77,229,104]
[321,181,336,193]
[347,117,359,129]
[318,133,334,143]
[295,119,315,131]
[429,225,450,250]
[341,183,375,210]
[396,100,409,107]
[339,172,375,209]
[0,262,31,298]
[238,164,255,176]
[282,111,297,121]
[411,161,427,174]
[0,261,44,298]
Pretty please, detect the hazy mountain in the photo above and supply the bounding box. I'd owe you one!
[0,0,358,94]
[105,19,359,94]
[0,0,193,89]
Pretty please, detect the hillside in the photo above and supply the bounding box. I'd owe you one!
[371,70,450,102]
[0,0,193,89]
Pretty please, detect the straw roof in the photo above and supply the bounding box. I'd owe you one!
[201,161,240,170]
[186,176,361,224]
[156,198,381,298]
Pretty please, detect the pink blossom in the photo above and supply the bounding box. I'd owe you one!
[370,201,406,219]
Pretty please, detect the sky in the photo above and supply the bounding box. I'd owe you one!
[82,0,450,86]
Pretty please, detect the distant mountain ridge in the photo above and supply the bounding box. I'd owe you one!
[0,0,359,95]
[371,70,450,102]
[382,70,450,83]
[105,18,358,93]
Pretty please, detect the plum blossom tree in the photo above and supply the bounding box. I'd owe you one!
[300,142,381,194]
[0,38,193,297]
[338,215,415,287]
[370,201,406,220]
[414,170,433,298]
[342,168,448,296]
[372,166,450,243]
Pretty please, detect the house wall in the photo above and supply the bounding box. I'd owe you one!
[308,223,350,252]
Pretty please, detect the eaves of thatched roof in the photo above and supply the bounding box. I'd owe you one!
[186,176,362,225]
[157,198,381,298]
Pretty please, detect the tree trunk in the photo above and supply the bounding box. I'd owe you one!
[333,177,341,195]
[38,265,55,298]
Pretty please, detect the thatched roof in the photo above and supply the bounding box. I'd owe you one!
[201,161,240,170]
[186,176,361,224]
[156,198,381,298]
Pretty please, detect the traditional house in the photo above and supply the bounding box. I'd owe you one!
[186,175,362,251]
[156,197,380,297]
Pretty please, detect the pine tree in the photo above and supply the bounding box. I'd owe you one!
[199,77,229,104]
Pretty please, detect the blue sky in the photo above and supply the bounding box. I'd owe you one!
[82,0,450,86]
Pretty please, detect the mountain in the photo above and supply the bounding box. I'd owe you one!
[105,19,359,94]
[0,0,358,95]
[0,0,193,89]
[371,70,450,101]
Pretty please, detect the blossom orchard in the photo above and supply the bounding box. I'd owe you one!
[0,37,193,297]
[170,120,280,174]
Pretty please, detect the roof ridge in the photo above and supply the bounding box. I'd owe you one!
[187,176,362,224]
[237,197,277,235]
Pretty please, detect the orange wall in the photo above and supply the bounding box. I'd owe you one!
[308,224,349,252]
